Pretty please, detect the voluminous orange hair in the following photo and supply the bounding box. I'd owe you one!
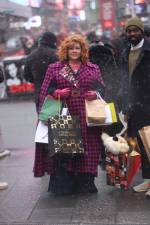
[57,34,89,63]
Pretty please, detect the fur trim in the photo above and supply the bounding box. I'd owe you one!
[101,132,129,155]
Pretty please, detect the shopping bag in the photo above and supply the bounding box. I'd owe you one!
[85,99,106,126]
[105,137,141,190]
[39,95,63,121]
[34,121,48,143]
[139,126,150,161]
[105,152,128,190]
[127,150,141,185]
[85,99,117,127]
[48,115,84,156]
[104,102,117,125]
[106,151,141,190]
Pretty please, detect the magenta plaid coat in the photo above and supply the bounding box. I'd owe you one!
[34,61,105,177]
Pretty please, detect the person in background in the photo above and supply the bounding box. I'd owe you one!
[20,36,34,55]
[86,31,98,44]
[89,42,119,108]
[89,39,123,170]
[144,25,150,40]
[120,16,150,197]
[24,31,58,112]
[0,67,10,190]
[110,32,128,66]
[34,34,105,195]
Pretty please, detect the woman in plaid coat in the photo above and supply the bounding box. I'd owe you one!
[34,34,105,195]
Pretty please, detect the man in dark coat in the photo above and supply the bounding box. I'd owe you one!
[120,16,150,197]
[24,31,57,111]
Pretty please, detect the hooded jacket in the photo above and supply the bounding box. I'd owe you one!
[24,32,57,107]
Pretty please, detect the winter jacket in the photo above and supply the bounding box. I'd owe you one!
[34,61,105,177]
[24,45,57,106]
[120,39,150,136]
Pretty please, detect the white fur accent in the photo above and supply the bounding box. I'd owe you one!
[101,132,129,155]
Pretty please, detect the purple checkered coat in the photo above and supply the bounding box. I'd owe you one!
[34,61,105,177]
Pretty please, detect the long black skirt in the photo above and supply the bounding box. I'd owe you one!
[48,154,76,195]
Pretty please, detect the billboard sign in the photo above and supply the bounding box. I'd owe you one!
[99,0,116,32]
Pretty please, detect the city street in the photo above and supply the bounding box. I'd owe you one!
[0,101,150,225]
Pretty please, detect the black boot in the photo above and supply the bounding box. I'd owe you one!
[76,173,98,194]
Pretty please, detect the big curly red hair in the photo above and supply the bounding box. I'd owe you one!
[57,34,89,63]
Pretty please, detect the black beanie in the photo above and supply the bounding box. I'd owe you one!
[40,31,57,48]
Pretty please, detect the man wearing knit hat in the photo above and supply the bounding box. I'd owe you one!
[121,16,150,198]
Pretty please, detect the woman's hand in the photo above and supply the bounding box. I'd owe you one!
[84,91,97,101]
[53,88,71,99]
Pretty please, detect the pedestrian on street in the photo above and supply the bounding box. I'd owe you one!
[34,34,105,195]
[89,40,123,170]
[24,31,58,112]
[0,66,10,190]
[120,16,150,197]
[89,41,122,124]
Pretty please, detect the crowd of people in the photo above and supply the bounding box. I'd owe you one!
[1,16,150,197]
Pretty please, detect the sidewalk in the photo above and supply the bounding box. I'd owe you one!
[0,101,150,225]
[1,148,150,225]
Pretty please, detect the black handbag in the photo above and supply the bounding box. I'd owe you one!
[48,114,84,157]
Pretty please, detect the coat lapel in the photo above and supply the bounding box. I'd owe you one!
[131,39,150,74]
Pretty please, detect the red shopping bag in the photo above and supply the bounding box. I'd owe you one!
[106,152,128,190]
[106,151,141,190]
[127,151,141,185]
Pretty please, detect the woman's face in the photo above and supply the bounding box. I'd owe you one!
[68,42,82,61]
[7,63,17,78]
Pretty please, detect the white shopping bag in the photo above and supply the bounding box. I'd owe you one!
[34,121,48,143]
[104,104,113,124]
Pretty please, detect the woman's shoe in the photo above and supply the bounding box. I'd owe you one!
[77,182,98,194]
[76,173,98,194]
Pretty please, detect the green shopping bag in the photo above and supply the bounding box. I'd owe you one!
[39,96,63,121]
